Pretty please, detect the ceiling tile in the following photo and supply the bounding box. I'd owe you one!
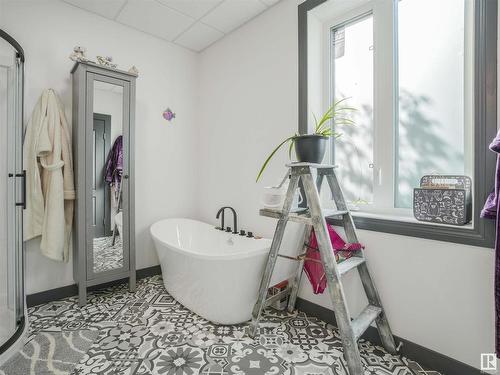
[201,0,266,33]
[62,0,127,19]
[157,0,223,19]
[175,22,224,51]
[116,0,196,41]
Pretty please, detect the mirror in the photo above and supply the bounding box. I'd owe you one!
[92,80,124,273]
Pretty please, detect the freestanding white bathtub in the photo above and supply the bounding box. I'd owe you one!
[150,218,272,325]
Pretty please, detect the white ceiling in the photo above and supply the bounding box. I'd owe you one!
[62,0,281,52]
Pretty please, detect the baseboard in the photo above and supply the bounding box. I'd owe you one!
[26,265,162,308]
[295,297,481,375]
[136,265,162,279]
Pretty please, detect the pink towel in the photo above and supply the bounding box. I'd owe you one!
[304,225,363,294]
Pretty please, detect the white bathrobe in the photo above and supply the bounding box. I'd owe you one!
[23,89,75,262]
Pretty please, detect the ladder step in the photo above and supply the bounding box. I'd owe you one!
[286,162,337,169]
[323,208,349,219]
[259,207,311,224]
[352,305,382,341]
[260,207,348,224]
[338,257,365,276]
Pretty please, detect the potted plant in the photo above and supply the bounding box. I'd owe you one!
[256,98,356,182]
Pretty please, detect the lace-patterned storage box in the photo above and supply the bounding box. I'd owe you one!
[413,175,472,226]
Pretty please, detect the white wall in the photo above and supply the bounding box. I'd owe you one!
[0,1,3,26]
[1,0,199,294]
[198,0,495,369]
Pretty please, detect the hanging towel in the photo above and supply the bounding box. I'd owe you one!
[23,89,75,262]
[481,130,500,357]
[303,225,363,294]
[105,135,123,198]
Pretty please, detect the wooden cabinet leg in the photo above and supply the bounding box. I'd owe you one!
[129,272,136,293]
[78,282,87,307]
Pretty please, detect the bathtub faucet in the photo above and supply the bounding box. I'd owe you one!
[216,206,238,234]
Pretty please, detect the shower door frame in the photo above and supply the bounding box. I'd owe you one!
[0,29,26,356]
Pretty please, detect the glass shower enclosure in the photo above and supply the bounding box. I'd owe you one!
[0,29,25,358]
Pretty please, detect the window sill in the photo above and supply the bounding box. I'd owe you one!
[350,210,474,231]
[326,210,493,248]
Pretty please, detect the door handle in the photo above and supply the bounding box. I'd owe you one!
[369,163,382,186]
[15,170,26,209]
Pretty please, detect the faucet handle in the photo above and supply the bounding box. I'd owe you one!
[226,226,232,232]
[239,230,246,236]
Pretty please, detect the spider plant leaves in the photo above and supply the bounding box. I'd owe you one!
[255,97,357,183]
[313,99,357,135]
[334,105,358,112]
[288,136,296,159]
[317,127,333,137]
[256,136,297,182]
[314,109,334,134]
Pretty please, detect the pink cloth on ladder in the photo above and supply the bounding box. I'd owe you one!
[304,225,363,294]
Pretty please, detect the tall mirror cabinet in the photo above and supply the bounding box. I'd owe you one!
[71,61,137,306]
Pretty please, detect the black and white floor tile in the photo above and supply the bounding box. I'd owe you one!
[26,276,441,375]
[0,330,99,375]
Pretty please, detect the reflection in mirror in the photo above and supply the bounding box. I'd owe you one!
[92,80,124,273]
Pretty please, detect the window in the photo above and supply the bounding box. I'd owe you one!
[301,0,496,247]
[325,0,473,219]
[331,14,374,206]
[395,0,472,209]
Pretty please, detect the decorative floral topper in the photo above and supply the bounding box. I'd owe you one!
[69,46,88,62]
[163,108,176,122]
[128,65,139,76]
[96,56,117,69]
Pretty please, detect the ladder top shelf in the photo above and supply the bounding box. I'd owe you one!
[260,207,348,224]
[286,162,337,169]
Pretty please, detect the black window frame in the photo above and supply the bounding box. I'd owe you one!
[298,0,497,248]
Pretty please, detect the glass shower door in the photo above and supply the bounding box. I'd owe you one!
[0,31,24,352]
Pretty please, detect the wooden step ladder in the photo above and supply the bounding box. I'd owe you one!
[248,163,397,375]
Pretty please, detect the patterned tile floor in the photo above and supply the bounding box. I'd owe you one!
[28,276,441,375]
